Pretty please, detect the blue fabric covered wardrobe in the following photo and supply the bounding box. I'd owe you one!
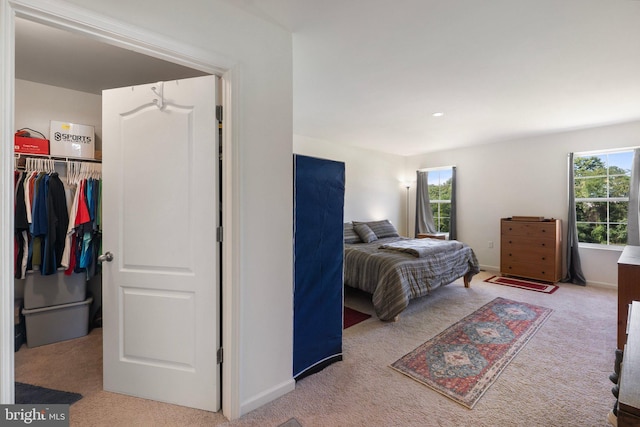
[293,154,345,380]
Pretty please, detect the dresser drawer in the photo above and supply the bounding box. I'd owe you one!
[501,237,556,251]
[500,248,556,266]
[500,261,558,282]
[501,221,557,238]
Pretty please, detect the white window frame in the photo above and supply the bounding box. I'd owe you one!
[420,166,454,234]
[573,148,634,249]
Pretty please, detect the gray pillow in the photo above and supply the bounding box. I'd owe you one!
[344,222,362,244]
[354,219,399,239]
[353,223,378,243]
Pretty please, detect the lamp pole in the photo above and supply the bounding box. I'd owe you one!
[406,185,410,237]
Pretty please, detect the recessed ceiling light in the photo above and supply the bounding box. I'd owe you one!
[432,112,444,117]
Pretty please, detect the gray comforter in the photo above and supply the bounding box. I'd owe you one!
[344,237,480,321]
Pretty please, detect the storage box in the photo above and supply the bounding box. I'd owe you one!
[23,272,86,309]
[49,120,95,159]
[23,297,92,347]
[14,135,49,155]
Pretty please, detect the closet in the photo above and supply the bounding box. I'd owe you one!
[13,16,215,407]
[14,155,102,348]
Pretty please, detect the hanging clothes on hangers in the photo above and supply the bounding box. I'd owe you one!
[61,160,102,280]
[42,172,69,275]
[14,170,29,279]
[18,158,69,276]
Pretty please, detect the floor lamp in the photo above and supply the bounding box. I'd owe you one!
[405,184,410,237]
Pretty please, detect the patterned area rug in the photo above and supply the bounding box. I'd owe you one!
[390,297,553,409]
[484,275,559,294]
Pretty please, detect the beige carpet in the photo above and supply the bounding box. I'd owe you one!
[15,270,617,426]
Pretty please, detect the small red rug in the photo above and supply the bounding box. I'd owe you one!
[484,275,558,294]
[390,297,552,408]
[344,306,371,329]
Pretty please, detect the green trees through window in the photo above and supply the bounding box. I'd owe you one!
[574,151,632,245]
[428,169,452,233]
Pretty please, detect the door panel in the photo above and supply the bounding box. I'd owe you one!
[102,75,219,411]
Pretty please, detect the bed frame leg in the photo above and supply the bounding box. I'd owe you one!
[463,272,473,288]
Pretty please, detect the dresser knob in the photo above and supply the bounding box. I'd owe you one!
[542,229,546,233]
[541,257,546,261]
[541,243,546,247]
[509,240,512,244]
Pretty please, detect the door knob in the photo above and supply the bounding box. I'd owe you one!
[98,252,114,263]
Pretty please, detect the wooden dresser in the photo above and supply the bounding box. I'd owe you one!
[500,218,562,282]
[618,246,640,350]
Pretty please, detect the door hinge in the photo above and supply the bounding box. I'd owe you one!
[216,226,223,242]
[216,105,223,122]
[217,347,223,364]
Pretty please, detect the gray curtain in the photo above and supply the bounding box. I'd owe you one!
[629,149,640,246]
[415,170,436,236]
[449,167,457,240]
[563,152,586,285]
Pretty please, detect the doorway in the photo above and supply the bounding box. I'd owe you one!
[4,6,234,415]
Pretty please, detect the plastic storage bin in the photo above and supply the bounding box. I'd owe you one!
[24,271,86,309]
[22,297,92,347]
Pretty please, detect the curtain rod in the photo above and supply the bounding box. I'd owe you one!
[417,165,456,172]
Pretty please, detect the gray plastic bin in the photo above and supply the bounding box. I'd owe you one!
[24,271,86,309]
[22,297,92,347]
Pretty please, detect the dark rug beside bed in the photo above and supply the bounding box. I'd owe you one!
[344,306,371,329]
[15,382,83,405]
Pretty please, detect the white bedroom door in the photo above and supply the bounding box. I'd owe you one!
[101,75,220,411]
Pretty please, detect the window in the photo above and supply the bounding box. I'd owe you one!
[428,168,452,233]
[574,150,633,246]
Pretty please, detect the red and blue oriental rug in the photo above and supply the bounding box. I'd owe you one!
[390,297,552,408]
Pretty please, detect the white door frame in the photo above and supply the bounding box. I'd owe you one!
[0,0,242,419]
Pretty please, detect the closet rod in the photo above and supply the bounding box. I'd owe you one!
[14,153,101,163]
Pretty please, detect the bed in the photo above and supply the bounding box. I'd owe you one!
[344,220,480,321]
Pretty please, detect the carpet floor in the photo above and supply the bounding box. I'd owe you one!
[14,270,617,426]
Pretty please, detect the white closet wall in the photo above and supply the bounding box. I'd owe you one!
[15,79,102,151]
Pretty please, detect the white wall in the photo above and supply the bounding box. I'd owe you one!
[15,79,102,148]
[294,135,408,235]
[56,0,294,418]
[406,120,640,287]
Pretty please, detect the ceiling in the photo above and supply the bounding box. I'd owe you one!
[15,1,640,156]
[15,18,209,96]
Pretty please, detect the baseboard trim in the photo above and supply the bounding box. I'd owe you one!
[240,378,295,416]
[584,280,617,289]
